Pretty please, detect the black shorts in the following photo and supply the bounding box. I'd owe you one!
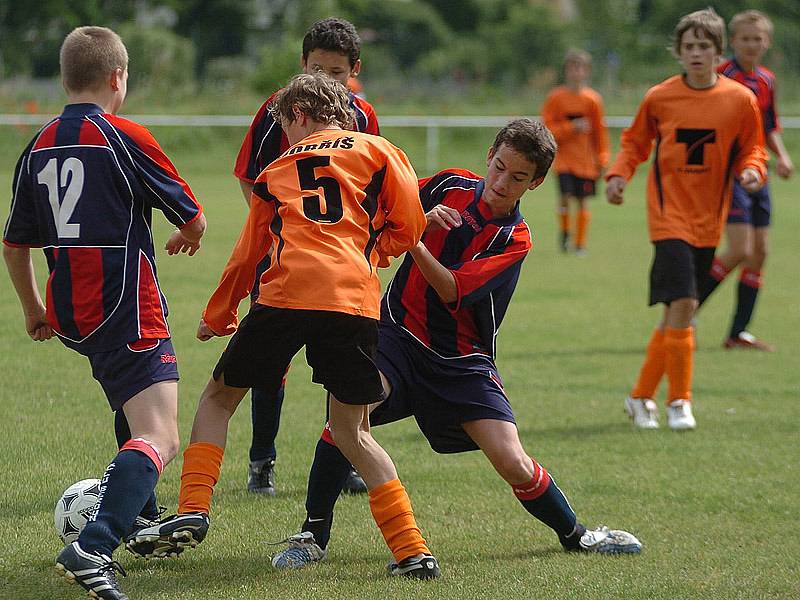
[649,239,715,306]
[558,173,596,198]
[213,305,383,405]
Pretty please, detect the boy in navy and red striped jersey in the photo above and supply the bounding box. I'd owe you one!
[3,26,205,600]
[696,10,794,351]
[234,17,377,496]
[268,120,643,570]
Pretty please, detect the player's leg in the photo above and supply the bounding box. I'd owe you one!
[557,174,572,252]
[462,419,641,554]
[726,226,771,349]
[574,180,594,254]
[247,384,284,495]
[58,339,180,597]
[114,410,159,524]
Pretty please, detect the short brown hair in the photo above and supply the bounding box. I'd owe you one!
[671,8,726,57]
[565,49,592,68]
[60,26,128,93]
[729,10,773,40]
[491,119,556,181]
[269,73,355,129]
[302,17,361,67]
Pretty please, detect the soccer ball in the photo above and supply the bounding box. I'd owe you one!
[54,478,101,545]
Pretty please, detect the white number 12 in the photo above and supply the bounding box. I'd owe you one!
[37,157,84,239]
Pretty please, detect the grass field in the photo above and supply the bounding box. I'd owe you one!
[0,123,798,600]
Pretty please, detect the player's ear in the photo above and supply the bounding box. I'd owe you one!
[528,175,546,190]
[350,59,361,78]
[110,68,122,91]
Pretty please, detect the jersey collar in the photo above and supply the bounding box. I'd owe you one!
[62,103,106,118]
[476,180,522,226]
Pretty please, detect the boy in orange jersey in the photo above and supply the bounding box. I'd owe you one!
[128,73,440,578]
[235,17,377,496]
[541,49,609,255]
[605,8,767,430]
[696,10,794,351]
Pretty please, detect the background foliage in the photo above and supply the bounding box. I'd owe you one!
[1,0,798,114]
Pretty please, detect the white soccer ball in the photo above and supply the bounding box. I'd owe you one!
[54,478,101,545]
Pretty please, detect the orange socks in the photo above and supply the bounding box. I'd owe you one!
[631,329,665,399]
[575,209,591,249]
[663,327,694,403]
[178,442,224,515]
[369,478,429,563]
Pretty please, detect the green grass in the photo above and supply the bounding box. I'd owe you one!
[0,125,798,599]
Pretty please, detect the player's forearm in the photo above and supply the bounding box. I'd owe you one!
[239,179,254,207]
[180,212,207,241]
[766,131,791,163]
[409,242,457,304]
[3,245,45,315]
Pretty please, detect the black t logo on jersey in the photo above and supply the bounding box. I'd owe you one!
[676,129,716,165]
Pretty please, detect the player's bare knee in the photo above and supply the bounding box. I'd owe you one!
[494,452,535,484]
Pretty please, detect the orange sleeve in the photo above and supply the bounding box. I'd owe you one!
[591,94,611,170]
[375,148,426,266]
[733,94,768,181]
[606,94,656,182]
[540,91,575,141]
[202,192,274,335]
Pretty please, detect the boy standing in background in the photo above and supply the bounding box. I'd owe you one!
[541,50,609,255]
[605,8,767,431]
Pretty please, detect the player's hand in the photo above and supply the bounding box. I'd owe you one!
[196,319,218,341]
[165,229,201,256]
[606,176,626,205]
[25,307,53,341]
[776,156,794,179]
[572,117,591,133]
[739,168,763,193]
[425,205,462,231]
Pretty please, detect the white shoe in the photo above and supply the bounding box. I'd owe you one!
[271,532,326,569]
[624,397,659,429]
[578,526,642,554]
[667,400,696,430]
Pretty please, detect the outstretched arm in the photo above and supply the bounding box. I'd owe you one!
[2,245,52,341]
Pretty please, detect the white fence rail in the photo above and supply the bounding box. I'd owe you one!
[3,113,799,173]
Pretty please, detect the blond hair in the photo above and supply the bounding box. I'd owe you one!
[269,73,355,130]
[60,26,128,93]
[729,10,773,40]
[671,8,726,57]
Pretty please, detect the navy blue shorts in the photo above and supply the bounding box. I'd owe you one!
[88,338,179,411]
[727,180,771,227]
[370,324,515,454]
[649,240,715,306]
[558,173,596,198]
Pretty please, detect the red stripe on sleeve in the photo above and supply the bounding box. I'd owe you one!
[137,252,169,338]
[68,248,105,337]
[33,122,59,150]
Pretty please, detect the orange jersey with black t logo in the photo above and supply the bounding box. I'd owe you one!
[607,75,767,247]
[540,86,610,179]
[204,129,426,335]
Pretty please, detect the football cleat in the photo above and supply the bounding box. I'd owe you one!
[247,458,276,495]
[125,512,209,558]
[56,542,128,600]
[388,554,441,579]
[271,531,327,569]
[667,400,696,430]
[723,331,775,352]
[624,396,659,429]
[342,468,368,495]
[578,526,642,554]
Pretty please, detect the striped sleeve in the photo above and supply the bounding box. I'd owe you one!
[450,222,532,309]
[234,93,283,183]
[419,169,478,212]
[108,116,202,228]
